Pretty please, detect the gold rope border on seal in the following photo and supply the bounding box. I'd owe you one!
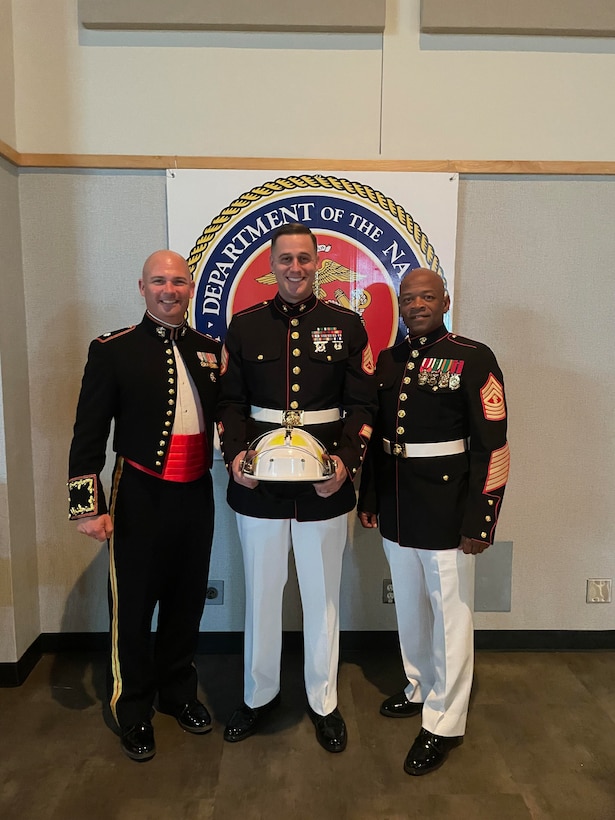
[186,174,445,284]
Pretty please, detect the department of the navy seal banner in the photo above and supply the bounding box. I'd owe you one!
[166,170,458,358]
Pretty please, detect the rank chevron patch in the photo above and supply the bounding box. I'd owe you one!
[480,373,506,421]
[484,443,510,493]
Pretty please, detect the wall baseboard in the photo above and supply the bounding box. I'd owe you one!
[1,630,613,687]
[0,636,43,687]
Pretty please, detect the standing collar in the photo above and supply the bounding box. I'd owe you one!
[143,311,188,342]
[406,324,449,352]
[273,292,317,317]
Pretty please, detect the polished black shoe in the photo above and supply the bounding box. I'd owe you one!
[120,721,156,762]
[308,706,347,753]
[223,694,281,743]
[403,727,463,776]
[158,699,212,734]
[380,692,423,719]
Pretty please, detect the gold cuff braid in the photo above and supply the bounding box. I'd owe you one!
[68,475,97,518]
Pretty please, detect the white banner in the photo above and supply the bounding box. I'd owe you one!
[167,169,458,357]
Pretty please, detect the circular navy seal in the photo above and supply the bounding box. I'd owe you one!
[187,174,447,358]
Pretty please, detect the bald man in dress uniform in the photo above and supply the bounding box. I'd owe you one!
[358,268,509,775]
[68,250,221,762]
[218,223,376,753]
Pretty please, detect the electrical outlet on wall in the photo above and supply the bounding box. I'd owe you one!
[382,579,395,604]
[205,580,224,605]
[586,579,612,603]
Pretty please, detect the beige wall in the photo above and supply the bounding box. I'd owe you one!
[18,171,168,634]
[456,177,615,629]
[0,0,16,146]
[0,158,39,662]
[10,169,615,648]
[383,2,615,162]
[9,0,615,161]
[1,0,615,663]
[12,1,383,157]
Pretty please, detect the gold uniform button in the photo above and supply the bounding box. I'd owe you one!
[398,410,406,418]
[155,461,162,467]
[403,377,411,384]
[168,388,175,395]
[291,332,299,340]
[443,475,449,481]
[292,384,300,392]
[293,348,301,357]
[167,359,173,365]
[168,378,174,384]
[157,450,164,456]
[291,318,299,326]
[257,354,264,360]
[407,362,415,370]
[168,399,175,406]
[165,348,172,355]
[293,366,301,375]
[165,420,171,426]
[159,440,165,446]
[396,426,405,435]
[485,515,492,522]
[411,350,419,359]
[166,410,173,416]
[488,499,494,506]
[399,393,407,401]
[162,430,169,436]
[168,368,174,375]
[290,401,299,409]
[481,531,488,539]
[327,355,332,361]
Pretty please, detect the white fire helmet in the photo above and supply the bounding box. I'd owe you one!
[241,427,335,482]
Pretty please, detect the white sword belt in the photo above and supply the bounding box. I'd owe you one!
[250,406,342,426]
[383,438,467,458]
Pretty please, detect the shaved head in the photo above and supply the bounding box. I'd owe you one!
[399,268,449,336]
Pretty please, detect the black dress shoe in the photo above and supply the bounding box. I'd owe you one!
[380,692,423,718]
[120,721,156,762]
[403,727,463,776]
[223,694,281,743]
[308,706,347,753]
[158,699,212,734]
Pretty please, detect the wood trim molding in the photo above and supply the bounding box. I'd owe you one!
[0,139,21,167]
[1,142,615,175]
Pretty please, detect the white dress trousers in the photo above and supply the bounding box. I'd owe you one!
[383,538,475,737]
[236,512,347,716]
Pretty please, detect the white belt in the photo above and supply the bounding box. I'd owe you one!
[250,406,342,426]
[383,438,466,458]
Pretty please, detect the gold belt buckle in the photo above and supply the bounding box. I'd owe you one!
[282,409,304,427]
[392,443,404,457]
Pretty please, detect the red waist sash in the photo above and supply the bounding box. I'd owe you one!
[125,433,208,482]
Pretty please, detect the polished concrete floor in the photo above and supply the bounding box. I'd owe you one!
[0,648,614,819]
